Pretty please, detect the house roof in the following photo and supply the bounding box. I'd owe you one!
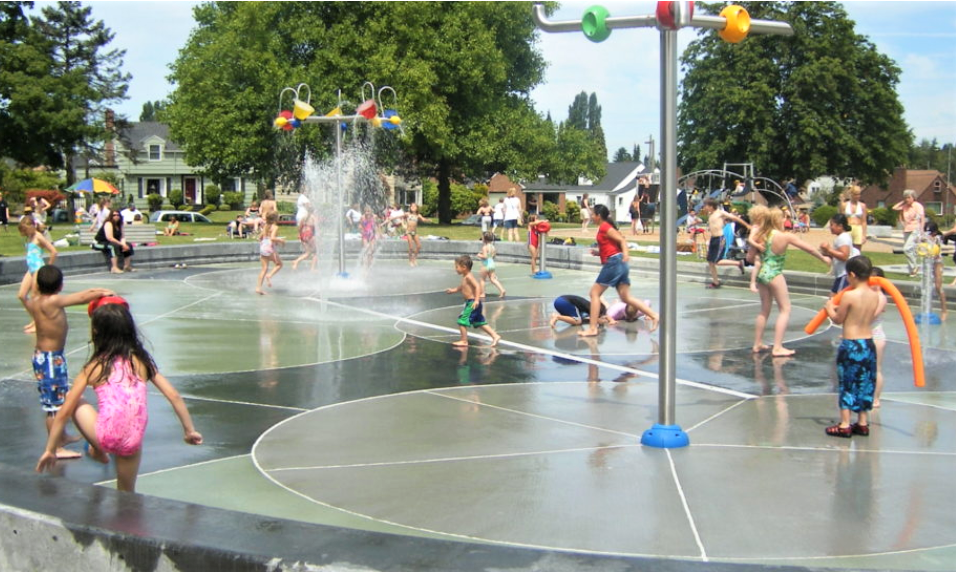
[123,122,181,152]
[523,162,646,193]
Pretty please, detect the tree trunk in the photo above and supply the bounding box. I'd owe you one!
[438,158,451,224]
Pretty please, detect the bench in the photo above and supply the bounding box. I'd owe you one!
[77,225,161,246]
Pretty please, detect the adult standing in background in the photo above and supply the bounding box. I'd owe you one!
[840,184,868,252]
[628,195,642,236]
[503,188,522,242]
[580,193,591,233]
[892,189,924,277]
[259,191,278,222]
[0,190,9,232]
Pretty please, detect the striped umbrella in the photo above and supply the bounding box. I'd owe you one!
[66,178,120,194]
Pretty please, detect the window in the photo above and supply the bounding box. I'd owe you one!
[925,202,942,215]
[149,144,162,161]
[934,180,942,193]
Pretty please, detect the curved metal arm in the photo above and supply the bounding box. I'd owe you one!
[692,14,794,36]
[532,3,655,32]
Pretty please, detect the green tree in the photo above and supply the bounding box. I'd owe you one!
[613,147,633,162]
[140,100,168,122]
[678,1,910,185]
[30,1,130,183]
[167,2,559,224]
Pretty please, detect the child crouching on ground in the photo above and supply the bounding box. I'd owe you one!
[445,255,501,348]
[823,255,880,438]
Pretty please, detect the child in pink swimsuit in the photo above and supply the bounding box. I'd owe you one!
[36,300,202,492]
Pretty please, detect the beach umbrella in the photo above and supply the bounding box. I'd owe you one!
[66,178,120,195]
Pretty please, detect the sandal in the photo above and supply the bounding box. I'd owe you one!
[825,424,852,438]
[850,423,869,436]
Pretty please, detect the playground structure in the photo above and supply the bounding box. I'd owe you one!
[678,168,796,214]
[533,1,793,448]
[273,82,402,277]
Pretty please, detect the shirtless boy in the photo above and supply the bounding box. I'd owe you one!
[823,256,880,438]
[700,198,748,288]
[445,255,501,347]
[24,265,114,458]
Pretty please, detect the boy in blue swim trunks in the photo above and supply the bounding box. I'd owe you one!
[24,265,114,458]
[446,255,501,348]
[823,256,880,438]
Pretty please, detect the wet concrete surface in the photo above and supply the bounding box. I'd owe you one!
[1,259,954,570]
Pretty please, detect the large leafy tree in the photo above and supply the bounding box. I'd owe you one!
[678,1,910,185]
[32,1,129,183]
[168,2,559,222]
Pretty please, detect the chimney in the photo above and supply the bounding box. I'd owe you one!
[105,109,116,167]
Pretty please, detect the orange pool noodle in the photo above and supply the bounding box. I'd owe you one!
[804,276,924,387]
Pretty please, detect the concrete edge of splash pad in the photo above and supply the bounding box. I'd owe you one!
[0,238,942,304]
[0,461,853,572]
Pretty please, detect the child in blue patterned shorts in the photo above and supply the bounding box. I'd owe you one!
[445,255,501,348]
[23,265,114,458]
[823,255,880,438]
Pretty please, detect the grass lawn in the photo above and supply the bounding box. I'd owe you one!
[0,213,915,283]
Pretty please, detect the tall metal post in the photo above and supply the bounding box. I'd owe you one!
[658,30,679,427]
[335,120,346,277]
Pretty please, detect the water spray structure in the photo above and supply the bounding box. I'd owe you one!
[533,2,793,448]
[274,82,402,278]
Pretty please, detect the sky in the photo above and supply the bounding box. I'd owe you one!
[35,1,956,163]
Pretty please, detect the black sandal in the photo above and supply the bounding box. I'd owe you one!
[850,423,869,436]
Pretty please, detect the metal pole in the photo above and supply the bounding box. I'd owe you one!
[336,120,346,276]
[658,29,679,427]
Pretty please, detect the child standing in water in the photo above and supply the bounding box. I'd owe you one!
[476,232,505,298]
[445,255,501,348]
[292,204,317,272]
[869,267,889,408]
[404,203,430,267]
[36,300,202,492]
[18,217,57,334]
[823,256,880,438]
[256,211,285,295]
[359,206,380,269]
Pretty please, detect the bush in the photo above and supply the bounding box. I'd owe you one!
[222,191,243,210]
[421,180,438,217]
[204,184,221,206]
[277,201,295,214]
[811,205,837,228]
[169,189,184,208]
[868,207,897,226]
[146,193,164,212]
[25,189,67,209]
[450,183,481,217]
[541,201,562,223]
[199,205,216,216]
[218,204,232,211]
[565,200,581,223]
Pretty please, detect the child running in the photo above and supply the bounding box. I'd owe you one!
[291,204,317,272]
[445,255,500,348]
[699,198,747,288]
[359,206,380,269]
[256,211,285,295]
[24,265,114,460]
[823,256,880,438]
[476,232,505,298]
[18,217,56,334]
[36,300,203,492]
[404,203,430,267]
[579,205,659,337]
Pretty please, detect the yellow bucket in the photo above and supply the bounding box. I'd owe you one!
[293,99,315,120]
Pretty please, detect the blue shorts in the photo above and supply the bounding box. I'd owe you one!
[706,236,726,264]
[837,339,876,412]
[831,275,849,294]
[503,219,518,230]
[457,300,487,329]
[33,350,69,413]
[595,254,630,288]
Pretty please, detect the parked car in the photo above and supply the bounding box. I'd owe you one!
[460,214,482,226]
[276,214,297,226]
[149,211,213,224]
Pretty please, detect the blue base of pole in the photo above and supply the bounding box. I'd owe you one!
[336,271,350,279]
[641,424,690,448]
[532,271,553,280]
[915,312,941,325]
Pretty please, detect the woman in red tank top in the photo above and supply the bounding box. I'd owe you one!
[580,205,659,337]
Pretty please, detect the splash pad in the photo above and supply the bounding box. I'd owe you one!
[274,82,402,278]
